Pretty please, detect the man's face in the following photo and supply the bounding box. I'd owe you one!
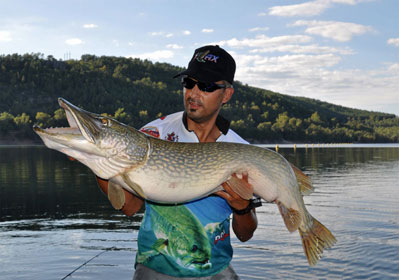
[183,78,233,123]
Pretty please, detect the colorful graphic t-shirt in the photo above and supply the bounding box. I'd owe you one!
[135,112,249,277]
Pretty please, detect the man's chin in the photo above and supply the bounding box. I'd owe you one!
[187,110,198,119]
[186,106,201,115]
[186,110,202,121]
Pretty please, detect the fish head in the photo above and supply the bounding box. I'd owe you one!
[34,98,145,179]
[184,243,212,270]
[174,235,212,270]
[171,240,212,270]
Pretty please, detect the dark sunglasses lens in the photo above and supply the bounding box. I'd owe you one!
[182,77,226,92]
[200,83,222,92]
[182,77,196,89]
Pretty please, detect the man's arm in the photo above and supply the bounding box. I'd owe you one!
[96,177,144,216]
[215,173,258,242]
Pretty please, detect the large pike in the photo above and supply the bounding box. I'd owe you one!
[34,98,336,266]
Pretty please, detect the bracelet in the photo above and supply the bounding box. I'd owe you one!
[232,197,262,215]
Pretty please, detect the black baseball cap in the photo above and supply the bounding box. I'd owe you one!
[173,45,236,84]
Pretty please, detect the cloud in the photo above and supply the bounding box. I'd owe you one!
[291,20,373,41]
[388,63,399,72]
[387,38,399,47]
[150,32,163,36]
[233,51,399,115]
[248,27,269,32]
[0,31,12,42]
[129,50,174,61]
[183,30,191,35]
[331,0,368,4]
[269,0,331,17]
[83,24,98,29]
[268,0,370,17]
[236,53,341,73]
[149,31,174,38]
[250,44,353,55]
[202,29,214,33]
[65,38,83,45]
[166,44,183,49]
[218,34,313,49]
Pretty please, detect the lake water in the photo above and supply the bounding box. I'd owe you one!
[1,145,398,279]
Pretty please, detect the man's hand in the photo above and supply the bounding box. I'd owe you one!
[215,172,257,242]
[215,173,253,211]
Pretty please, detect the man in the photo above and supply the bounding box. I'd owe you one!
[97,45,258,279]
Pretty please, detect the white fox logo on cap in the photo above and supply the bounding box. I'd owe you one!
[195,50,219,63]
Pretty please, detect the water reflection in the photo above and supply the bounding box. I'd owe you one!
[1,145,399,279]
[0,146,143,225]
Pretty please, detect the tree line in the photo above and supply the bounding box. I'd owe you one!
[0,53,398,143]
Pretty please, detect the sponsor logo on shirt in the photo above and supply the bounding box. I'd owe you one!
[214,230,229,245]
[166,132,179,142]
[140,126,160,138]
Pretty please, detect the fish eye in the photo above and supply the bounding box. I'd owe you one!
[101,118,111,127]
[191,245,198,252]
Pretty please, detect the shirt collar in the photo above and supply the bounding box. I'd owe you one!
[182,112,230,135]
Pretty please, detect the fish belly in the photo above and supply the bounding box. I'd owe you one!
[120,167,230,203]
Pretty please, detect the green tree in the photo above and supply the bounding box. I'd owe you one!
[35,112,51,127]
[309,111,323,124]
[14,113,31,126]
[272,112,289,133]
[114,107,131,123]
[54,108,66,121]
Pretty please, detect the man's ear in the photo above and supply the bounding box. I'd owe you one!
[222,88,234,104]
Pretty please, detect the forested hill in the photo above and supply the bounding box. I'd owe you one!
[0,53,398,143]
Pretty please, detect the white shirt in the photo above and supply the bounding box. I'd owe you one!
[140,111,249,144]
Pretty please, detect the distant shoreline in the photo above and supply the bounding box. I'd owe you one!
[1,139,398,147]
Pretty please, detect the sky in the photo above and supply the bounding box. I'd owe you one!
[1,0,398,116]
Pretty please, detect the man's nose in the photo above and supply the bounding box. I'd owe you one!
[190,84,202,97]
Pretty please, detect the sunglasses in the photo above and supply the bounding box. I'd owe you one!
[182,77,227,92]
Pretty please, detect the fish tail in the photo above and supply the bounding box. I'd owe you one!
[298,217,337,266]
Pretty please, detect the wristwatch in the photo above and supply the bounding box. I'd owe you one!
[232,197,262,215]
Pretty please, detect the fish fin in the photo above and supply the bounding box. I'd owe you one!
[137,250,160,264]
[226,175,253,200]
[122,174,147,199]
[153,238,169,252]
[290,163,314,196]
[136,239,168,264]
[276,200,301,232]
[299,217,337,266]
[107,181,125,210]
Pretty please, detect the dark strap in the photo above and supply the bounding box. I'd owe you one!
[232,197,262,215]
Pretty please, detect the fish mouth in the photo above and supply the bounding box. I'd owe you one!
[33,98,102,144]
[192,259,209,265]
[190,258,211,270]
